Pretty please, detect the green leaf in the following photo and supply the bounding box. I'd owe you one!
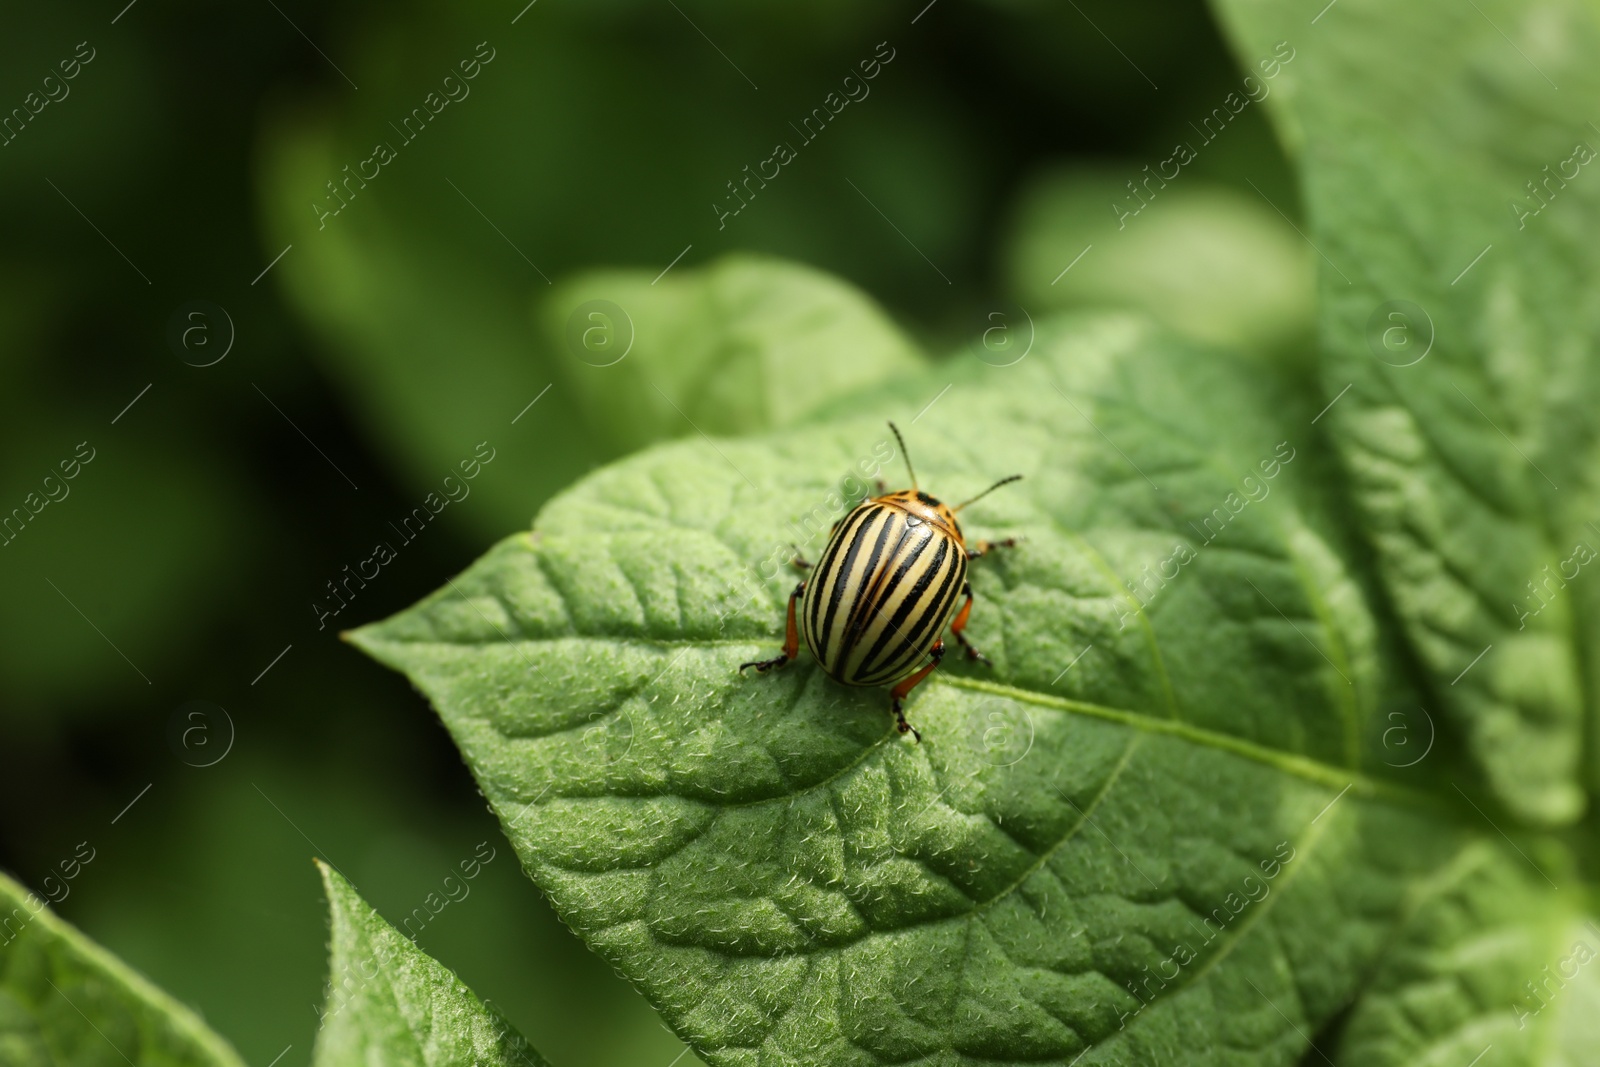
[1338,838,1600,1066]
[1206,0,1600,824]
[353,313,1477,1064]
[537,254,926,455]
[312,861,551,1067]
[1002,167,1313,357]
[0,869,244,1067]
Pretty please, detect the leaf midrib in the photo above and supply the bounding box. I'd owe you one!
[364,630,1440,810]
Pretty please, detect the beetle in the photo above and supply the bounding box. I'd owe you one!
[740,422,1021,741]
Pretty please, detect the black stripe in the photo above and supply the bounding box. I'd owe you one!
[853,527,933,662]
[855,561,947,684]
[858,547,964,685]
[817,506,896,669]
[898,544,964,649]
[806,502,883,659]
[855,535,949,678]
[820,507,890,661]
[838,513,917,665]
[807,505,872,643]
[865,551,965,685]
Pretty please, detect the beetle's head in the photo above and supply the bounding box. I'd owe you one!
[874,489,964,543]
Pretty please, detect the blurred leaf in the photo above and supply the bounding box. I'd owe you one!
[255,8,983,535]
[1210,0,1600,823]
[1337,838,1600,1066]
[0,869,245,1067]
[350,313,1486,1064]
[0,427,255,714]
[1002,167,1312,356]
[539,254,926,454]
[974,0,1223,105]
[0,25,161,206]
[256,112,600,538]
[312,862,550,1067]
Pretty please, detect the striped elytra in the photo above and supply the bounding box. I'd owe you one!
[739,422,1022,741]
[801,496,968,688]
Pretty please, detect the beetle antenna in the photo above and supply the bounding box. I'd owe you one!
[887,421,917,490]
[953,474,1023,512]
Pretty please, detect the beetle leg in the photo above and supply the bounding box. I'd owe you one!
[888,639,943,742]
[788,545,813,571]
[967,537,1017,561]
[740,581,804,673]
[949,582,991,666]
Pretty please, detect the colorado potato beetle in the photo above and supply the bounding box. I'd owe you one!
[740,422,1021,740]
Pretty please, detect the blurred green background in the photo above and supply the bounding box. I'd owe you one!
[0,1,1306,1064]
